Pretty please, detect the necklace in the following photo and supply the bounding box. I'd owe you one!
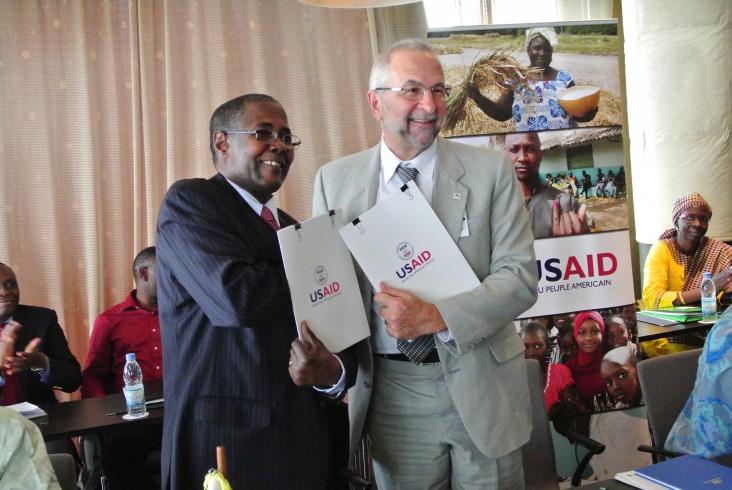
[524,187,538,208]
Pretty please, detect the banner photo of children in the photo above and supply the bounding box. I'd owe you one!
[519,306,654,481]
[430,21,620,137]
[520,306,641,413]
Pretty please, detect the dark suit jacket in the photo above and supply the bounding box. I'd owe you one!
[10,305,81,404]
[157,173,354,490]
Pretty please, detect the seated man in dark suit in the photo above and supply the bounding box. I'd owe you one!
[0,261,81,405]
[80,246,162,489]
[0,261,82,460]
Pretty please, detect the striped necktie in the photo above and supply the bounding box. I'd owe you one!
[394,163,436,364]
[396,162,418,184]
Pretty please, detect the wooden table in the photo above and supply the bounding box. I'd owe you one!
[636,318,713,342]
[37,380,164,441]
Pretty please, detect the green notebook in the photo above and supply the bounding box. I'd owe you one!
[641,306,703,323]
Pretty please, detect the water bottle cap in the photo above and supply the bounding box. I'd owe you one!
[703,271,712,279]
[125,352,136,361]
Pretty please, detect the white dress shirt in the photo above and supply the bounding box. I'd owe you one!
[371,138,454,354]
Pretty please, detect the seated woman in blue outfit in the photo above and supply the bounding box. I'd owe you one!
[665,306,732,464]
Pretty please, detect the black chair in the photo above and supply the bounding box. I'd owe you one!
[636,348,702,462]
[523,359,605,489]
[342,434,373,489]
[49,453,78,490]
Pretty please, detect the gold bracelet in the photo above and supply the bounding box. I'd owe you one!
[677,292,686,305]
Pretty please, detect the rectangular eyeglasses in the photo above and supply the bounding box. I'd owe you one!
[223,129,302,149]
[373,83,452,101]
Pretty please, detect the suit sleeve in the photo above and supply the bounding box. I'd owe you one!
[312,167,328,217]
[435,153,538,353]
[642,241,678,309]
[42,311,81,393]
[157,181,294,328]
[314,166,361,393]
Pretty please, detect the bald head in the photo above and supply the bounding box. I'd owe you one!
[0,262,20,322]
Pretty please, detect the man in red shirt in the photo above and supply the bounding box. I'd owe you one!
[82,246,161,396]
[81,246,161,490]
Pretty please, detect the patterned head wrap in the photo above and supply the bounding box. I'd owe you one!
[525,27,558,49]
[671,192,712,226]
[660,192,713,239]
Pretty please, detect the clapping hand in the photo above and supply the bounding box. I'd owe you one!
[3,320,45,375]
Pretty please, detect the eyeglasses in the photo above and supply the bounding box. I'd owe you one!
[223,129,302,150]
[373,83,452,101]
[679,214,710,224]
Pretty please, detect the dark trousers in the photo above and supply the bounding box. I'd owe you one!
[101,425,163,490]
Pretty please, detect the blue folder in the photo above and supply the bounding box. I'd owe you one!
[635,455,732,490]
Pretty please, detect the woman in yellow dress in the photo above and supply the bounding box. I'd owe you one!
[643,192,732,309]
[641,193,732,356]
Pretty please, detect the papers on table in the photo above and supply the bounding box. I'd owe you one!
[639,307,703,325]
[278,209,370,353]
[7,401,47,419]
[616,455,732,490]
[338,183,479,302]
[614,470,670,490]
[645,306,702,315]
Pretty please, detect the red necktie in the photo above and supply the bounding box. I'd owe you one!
[261,206,280,231]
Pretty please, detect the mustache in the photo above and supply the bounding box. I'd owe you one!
[410,112,438,122]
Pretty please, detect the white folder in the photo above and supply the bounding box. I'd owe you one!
[277,209,370,353]
[338,183,480,302]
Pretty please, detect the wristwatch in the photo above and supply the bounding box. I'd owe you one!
[31,354,49,374]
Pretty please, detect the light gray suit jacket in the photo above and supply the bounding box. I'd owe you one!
[313,137,538,459]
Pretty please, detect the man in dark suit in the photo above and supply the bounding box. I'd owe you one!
[157,94,353,490]
[0,262,82,463]
[0,262,81,406]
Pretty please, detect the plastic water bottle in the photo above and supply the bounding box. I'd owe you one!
[122,352,146,417]
[701,271,717,322]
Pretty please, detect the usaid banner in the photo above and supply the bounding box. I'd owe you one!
[519,229,635,318]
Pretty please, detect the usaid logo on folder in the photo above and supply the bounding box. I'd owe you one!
[310,265,340,303]
[395,241,434,280]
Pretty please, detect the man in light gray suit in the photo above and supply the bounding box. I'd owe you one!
[312,39,538,488]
